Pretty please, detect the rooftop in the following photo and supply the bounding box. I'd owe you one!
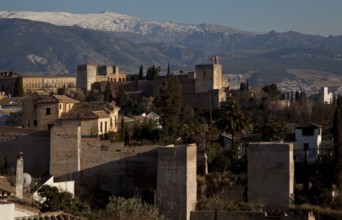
[60,102,119,120]
[30,91,79,104]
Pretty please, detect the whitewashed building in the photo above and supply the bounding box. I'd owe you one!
[294,122,322,163]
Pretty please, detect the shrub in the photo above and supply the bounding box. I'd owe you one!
[101,196,162,220]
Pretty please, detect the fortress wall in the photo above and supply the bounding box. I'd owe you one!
[157,144,197,220]
[0,127,50,177]
[248,142,294,210]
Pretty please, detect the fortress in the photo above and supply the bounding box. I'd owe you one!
[88,56,228,109]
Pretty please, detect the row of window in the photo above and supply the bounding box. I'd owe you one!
[24,83,74,88]
[109,77,125,83]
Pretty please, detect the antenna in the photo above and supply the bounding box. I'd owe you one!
[23,173,32,194]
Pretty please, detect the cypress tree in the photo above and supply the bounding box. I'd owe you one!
[333,98,342,186]
[120,117,125,142]
[13,76,24,97]
[104,80,113,102]
[167,62,170,75]
[138,64,144,80]
[157,74,182,135]
[124,125,130,145]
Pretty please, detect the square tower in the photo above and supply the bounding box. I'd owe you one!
[76,64,97,90]
[195,56,222,93]
[156,144,197,220]
[248,142,294,209]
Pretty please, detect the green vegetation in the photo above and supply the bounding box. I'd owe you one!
[146,65,161,80]
[100,196,162,220]
[138,64,144,80]
[37,185,93,218]
[13,76,24,97]
[155,73,182,136]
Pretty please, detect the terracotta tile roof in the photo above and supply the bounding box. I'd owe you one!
[15,211,84,220]
[30,91,78,104]
[53,95,79,103]
[0,177,12,199]
[92,111,110,119]
[60,102,118,120]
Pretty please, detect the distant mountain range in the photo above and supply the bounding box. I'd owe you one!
[1,11,342,89]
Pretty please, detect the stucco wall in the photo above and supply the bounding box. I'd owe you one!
[37,103,59,130]
[0,202,14,219]
[248,143,294,210]
[80,119,98,136]
[294,128,321,162]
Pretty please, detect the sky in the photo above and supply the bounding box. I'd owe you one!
[1,0,342,36]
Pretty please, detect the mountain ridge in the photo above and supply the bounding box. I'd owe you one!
[1,12,342,89]
[0,11,252,42]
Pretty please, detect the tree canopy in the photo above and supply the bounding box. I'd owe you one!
[156,74,182,135]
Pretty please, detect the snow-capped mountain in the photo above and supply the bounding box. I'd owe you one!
[0,11,249,42]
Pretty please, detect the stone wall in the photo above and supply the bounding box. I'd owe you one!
[78,138,158,193]
[0,127,50,177]
[50,124,81,181]
[248,142,294,210]
[190,211,314,220]
[156,144,197,220]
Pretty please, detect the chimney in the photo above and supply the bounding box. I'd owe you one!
[15,151,24,199]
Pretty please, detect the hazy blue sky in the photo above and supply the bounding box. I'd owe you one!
[1,0,342,36]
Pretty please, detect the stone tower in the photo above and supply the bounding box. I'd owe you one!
[50,123,81,181]
[156,144,197,220]
[76,64,97,90]
[15,151,24,199]
[248,142,294,209]
[195,55,222,94]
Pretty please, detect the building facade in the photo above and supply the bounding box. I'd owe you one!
[22,75,76,93]
[294,122,322,163]
[76,64,127,90]
[59,101,120,136]
[23,91,79,130]
[319,87,333,104]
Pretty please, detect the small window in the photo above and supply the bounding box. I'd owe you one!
[100,122,103,133]
[46,108,51,115]
[59,104,62,110]
[105,121,107,133]
[302,128,314,136]
[34,120,37,126]
[304,143,309,151]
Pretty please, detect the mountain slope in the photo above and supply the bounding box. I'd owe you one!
[0,18,176,74]
[1,14,342,88]
[0,11,250,42]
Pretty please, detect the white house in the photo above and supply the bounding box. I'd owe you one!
[320,87,333,104]
[294,122,322,163]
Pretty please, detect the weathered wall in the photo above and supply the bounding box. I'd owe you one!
[0,127,50,177]
[50,124,81,181]
[195,64,214,93]
[190,211,314,220]
[78,138,159,193]
[76,64,97,90]
[37,103,58,131]
[248,143,294,210]
[156,144,197,220]
[50,124,160,193]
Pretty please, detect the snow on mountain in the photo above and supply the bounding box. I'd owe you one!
[26,54,47,65]
[0,11,247,41]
